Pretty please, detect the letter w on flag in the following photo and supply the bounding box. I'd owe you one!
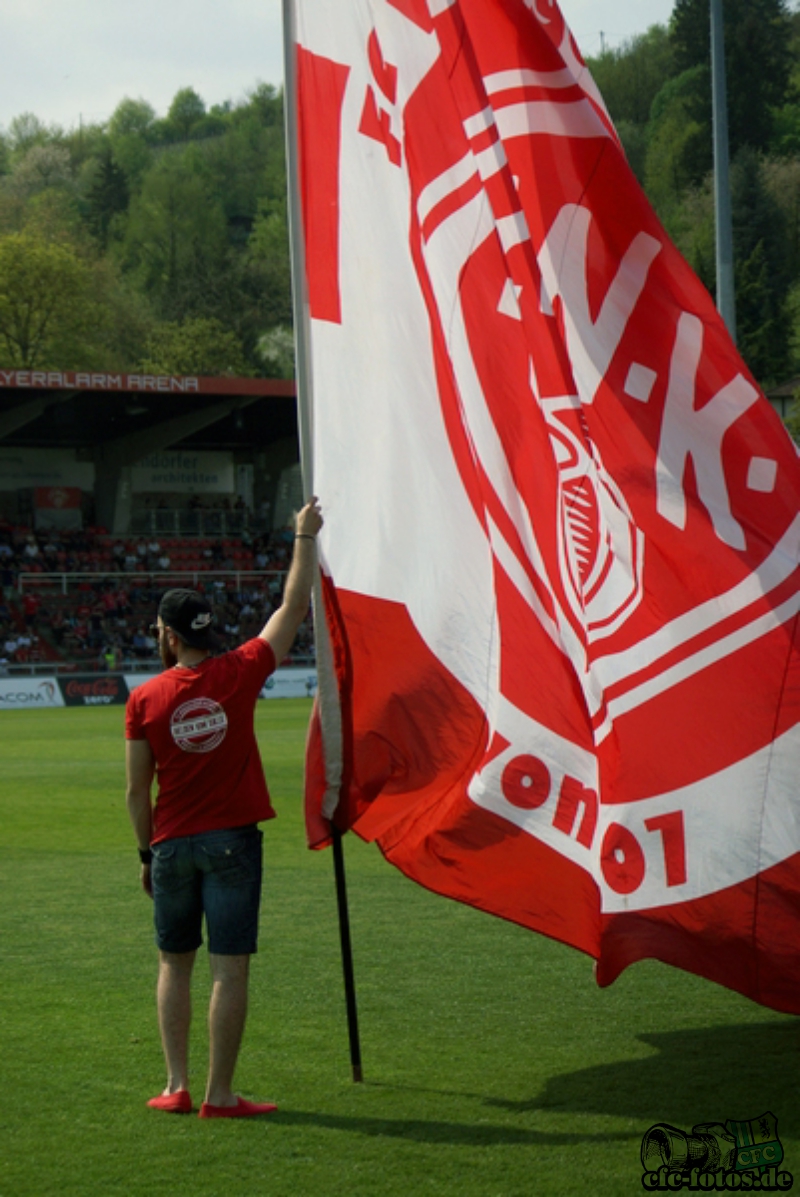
[287,0,800,1013]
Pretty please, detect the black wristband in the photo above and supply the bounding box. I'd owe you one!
[294,534,316,541]
[138,847,153,865]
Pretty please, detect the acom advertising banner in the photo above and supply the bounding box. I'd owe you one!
[0,678,64,710]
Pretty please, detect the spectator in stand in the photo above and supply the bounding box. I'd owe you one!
[51,608,66,645]
[124,547,139,572]
[157,551,171,571]
[41,538,60,571]
[132,628,149,658]
[90,602,106,647]
[2,560,16,597]
[22,592,40,626]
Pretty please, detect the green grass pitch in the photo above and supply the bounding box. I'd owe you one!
[0,701,796,1196]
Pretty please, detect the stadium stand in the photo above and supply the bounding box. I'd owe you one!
[0,517,312,673]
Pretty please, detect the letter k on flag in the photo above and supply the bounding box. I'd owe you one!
[288,0,800,1013]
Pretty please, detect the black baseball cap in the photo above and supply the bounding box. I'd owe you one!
[158,589,215,649]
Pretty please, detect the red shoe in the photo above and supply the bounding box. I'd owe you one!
[147,1090,193,1114]
[199,1097,278,1119]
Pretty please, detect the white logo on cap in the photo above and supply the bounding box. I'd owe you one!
[191,613,212,630]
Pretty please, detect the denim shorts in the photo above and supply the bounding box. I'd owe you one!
[151,825,263,956]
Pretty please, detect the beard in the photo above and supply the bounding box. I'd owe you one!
[159,639,178,670]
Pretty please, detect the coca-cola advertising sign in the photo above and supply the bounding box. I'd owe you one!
[57,675,130,707]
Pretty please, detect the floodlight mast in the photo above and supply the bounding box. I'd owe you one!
[711,0,737,341]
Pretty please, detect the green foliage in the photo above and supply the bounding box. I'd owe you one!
[258,323,295,379]
[138,315,250,377]
[85,148,130,248]
[0,231,104,368]
[7,111,52,158]
[107,98,157,187]
[0,82,292,377]
[247,196,293,328]
[166,87,207,141]
[6,29,800,388]
[119,154,230,321]
[644,67,710,218]
[786,394,800,440]
[730,148,793,383]
[663,176,716,294]
[10,144,74,198]
[588,26,674,128]
[108,97,157,142]
[670,0,794,155]
[614,120,649,184]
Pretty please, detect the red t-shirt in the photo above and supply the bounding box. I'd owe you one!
[125,638,277,844]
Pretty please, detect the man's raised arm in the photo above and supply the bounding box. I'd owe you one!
[259,497,323,665]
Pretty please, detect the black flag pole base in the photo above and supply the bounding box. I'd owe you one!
[331,823,364,1082]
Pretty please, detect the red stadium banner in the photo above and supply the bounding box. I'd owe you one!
[290,0,800,1012]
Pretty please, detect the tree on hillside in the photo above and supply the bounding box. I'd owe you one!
[108,97,157,185]
[589,26,674,128]
[166,88,207,140]
[10,145,74,198]
[138,316,250,376]
[0,232,103,368]
[245,196,292,330]
[670,0,794,155]
[730,147,792,383]
[644,66,711,217]
[86,149,130,248]
[119,154,229,321]
[6,113,51,159]
[257,324,294,379]
[786,396,800,442]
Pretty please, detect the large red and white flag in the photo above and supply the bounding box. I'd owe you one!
[289,0,800,1013]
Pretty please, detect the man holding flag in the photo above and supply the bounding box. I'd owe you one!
[126,498,322,1116]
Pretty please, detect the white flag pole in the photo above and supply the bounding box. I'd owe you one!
[281,0,314,482]
[281,0,363,1084]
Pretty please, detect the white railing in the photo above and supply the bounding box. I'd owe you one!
[129,508,260,537]
[17,569,286,595]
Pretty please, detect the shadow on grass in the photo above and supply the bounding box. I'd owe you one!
[272,1110,635,1147]
[355,1021,798,1143]
[491,1020,799,1134]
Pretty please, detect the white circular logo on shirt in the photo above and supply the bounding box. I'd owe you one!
[170,697,228,753]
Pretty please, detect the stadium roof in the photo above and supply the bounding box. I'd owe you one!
[0,371,298,455]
